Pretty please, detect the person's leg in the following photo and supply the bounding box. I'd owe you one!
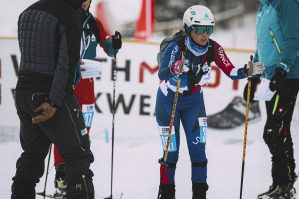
[156,89,181,198]
[259,79,299,198]
[53,78,96,192]
[38,93,94,199]
[11,91,51,199]
[74,78,95,133]
[264,80,298,185]
[181,91,208,199]
[280,80,299,184]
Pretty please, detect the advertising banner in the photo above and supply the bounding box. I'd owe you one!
[2,38,295,141]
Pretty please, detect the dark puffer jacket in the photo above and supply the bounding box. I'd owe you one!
[17,0,85,107]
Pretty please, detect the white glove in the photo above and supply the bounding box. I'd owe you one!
[248,61,265,76]
[198,68,212,86]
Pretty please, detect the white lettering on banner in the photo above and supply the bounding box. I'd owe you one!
[218,46,231,67]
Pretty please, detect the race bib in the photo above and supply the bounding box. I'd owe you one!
[82,104,95,128]
[158,126,177,152]
[198,117,207,143]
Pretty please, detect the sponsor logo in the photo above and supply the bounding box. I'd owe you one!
[168,45,179,68]
[218,47,231,67]
[91,35,96,42]
[192,136,201,144]
[203,13,210,19]
[161,127,169,134]
[81,128,88,136]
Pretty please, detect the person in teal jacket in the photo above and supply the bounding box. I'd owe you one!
[244,0,299,198]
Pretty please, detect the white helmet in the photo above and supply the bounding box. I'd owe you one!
[183,5,215,28]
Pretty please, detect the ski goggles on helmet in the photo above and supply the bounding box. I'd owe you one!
[192,26,214,35]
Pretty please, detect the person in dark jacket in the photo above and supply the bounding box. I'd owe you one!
[11,0,95,199]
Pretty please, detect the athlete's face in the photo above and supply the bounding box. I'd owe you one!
[191,31,209,46]
[82,0,91,11]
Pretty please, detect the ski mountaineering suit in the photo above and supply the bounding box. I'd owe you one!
[254,0,299,187]
[12,0,95,198]
[156,35,247,185]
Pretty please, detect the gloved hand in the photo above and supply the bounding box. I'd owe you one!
[112,31,122,49]
[197,68,211,86]
[243,77,261,103]
[171,60,189,75]
[269,67,287,92]
[103,39,119,58]
[247,61,265,76]
[32,102,57,124]
[183,69,204,96]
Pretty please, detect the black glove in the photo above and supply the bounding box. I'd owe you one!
[183,70,203,96]
[112,31,122,51]
[243,78,260,103]
[269,67,287,92]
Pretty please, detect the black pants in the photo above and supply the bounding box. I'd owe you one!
[11,90,94,199]
[263,79,299,186]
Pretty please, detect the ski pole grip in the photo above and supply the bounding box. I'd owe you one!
[247,55,254,77]
[112,31,122,50]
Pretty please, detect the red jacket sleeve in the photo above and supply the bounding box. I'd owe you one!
[95,18,110,47]
[212,40,240,78]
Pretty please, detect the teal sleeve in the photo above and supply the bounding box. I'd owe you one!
[273,0,299,72]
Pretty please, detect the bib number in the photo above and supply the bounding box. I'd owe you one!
[82,104,95,128]
[158,126,177,152]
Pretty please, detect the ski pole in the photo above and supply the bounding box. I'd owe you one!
[239,56,253,199]
[157,52,185,199]
[105,31,122,199]
[36,143,52,199]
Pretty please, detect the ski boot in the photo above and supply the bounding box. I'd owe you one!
[192,183,208,199]
[257,184,296,199]
[54,163,67,199]
[158,184,175,199]
[257,184,278,199]
[207,96,261,129]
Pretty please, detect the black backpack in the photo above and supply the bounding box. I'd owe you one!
[157,30,187,66]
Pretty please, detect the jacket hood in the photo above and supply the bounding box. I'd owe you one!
[64,0,85,9]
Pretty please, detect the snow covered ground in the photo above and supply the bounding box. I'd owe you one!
[1,106,299,198]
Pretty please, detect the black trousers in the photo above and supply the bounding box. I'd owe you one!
[263,79,299,186]
[11,90,94,199]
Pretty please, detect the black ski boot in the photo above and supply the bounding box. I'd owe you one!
[158,184,175,199]
[257,184,296,199]
[257,184,278,199]
[192,183,209,199]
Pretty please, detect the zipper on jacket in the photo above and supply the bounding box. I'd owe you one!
[82,174,90,199]
[268,27,281,54]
